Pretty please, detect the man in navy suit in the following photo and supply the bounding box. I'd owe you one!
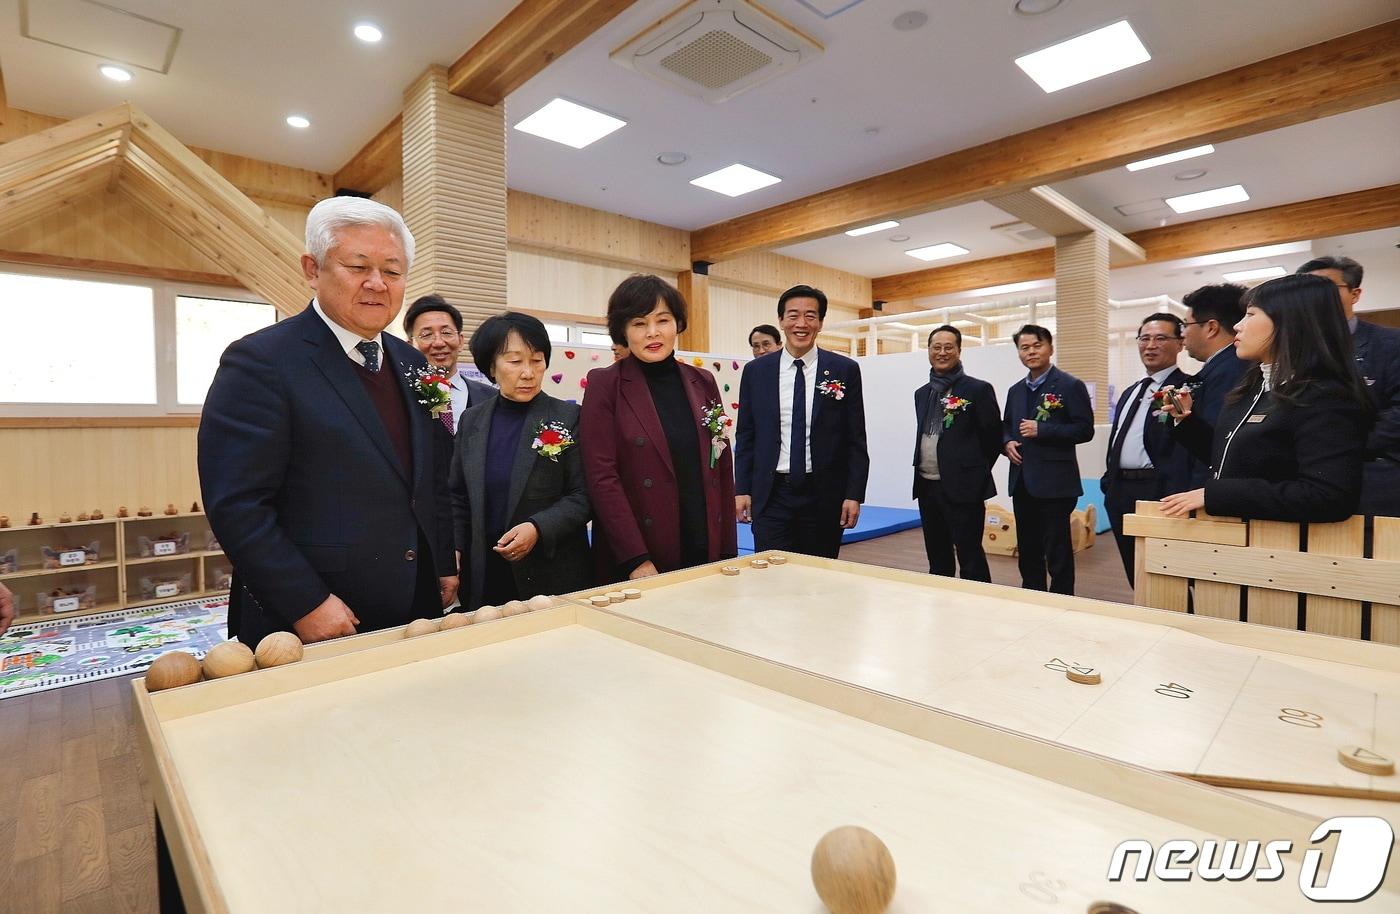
[1100,313,1195,585]
[199,197,459,647]
[912,326,1002,581]
[1179,284,1250,486]
[1003,325,1093,594]
[1300,256,1400,517]
[736,285,869,558]
[403,293,496,436]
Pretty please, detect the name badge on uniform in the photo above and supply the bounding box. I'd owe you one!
[1246,414,1267,424]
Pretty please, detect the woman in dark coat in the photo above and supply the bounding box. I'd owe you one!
[1160,273,1372,522]
[580,274,737,583]
[448,312,592,610]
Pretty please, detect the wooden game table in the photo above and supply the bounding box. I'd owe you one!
[136,554,1400,912]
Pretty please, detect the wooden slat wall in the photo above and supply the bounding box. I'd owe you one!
[1052,231,1110,422]
[505,247,631,322]
[507,190,689,274]
[0,427,200,523]
[1305,516,1365,638]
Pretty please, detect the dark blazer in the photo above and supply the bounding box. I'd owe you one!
[1003,365,1094,499]
[1354,319,1400,461]
[456,370,497,410]
[1172,377,1367,522]
[199,306,455,646]
[1186,345,1251,485]
[449,393,592,610]
[579,356,737,577]
[735,349,870,516]
[1100,367,1196,498]
[910,372,1001,502]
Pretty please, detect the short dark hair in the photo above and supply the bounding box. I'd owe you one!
[1012,324,1052,346]
[1297,255,1363,289]
[468,311,552,380]
[1138,312,1183,337]
[1182,284,1246,334]
[748,324,781,346]
[777,285,828,321]
[606,274,688,346]
[926,324,961,347]
[402,293,463,335]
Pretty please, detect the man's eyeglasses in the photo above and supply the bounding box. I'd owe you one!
[415,330,461,343]
[1136,334,1181,344]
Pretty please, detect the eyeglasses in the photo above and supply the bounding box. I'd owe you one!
[415,330,461,343]
[1136,334,1181,344]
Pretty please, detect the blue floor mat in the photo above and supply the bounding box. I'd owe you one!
[737,505,922,554]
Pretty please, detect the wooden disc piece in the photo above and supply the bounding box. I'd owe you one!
[720,565,741,576]
[810,825,896,914]
[474,605,503,622]
[145,651,202,691]
[768,554,788,565]
[622,588,642,600]
[589,595,613,607]
[202,641,256,679]
[404,618,440,638]
[441,612,475,630]
[1066,668,1102,685]
[750,559,769,569]
[527,594,553,612]
[1338,745,1396,776]
[254,632,304,669]
[503,600,527,616]
[605,591,626,603]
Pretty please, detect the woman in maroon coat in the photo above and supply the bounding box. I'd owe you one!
[580,274,738,583]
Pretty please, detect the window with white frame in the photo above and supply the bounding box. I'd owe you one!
[176,296,277,405]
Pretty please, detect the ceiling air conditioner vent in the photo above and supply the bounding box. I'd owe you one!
[990,220,1051,244]
[611,0,823,104]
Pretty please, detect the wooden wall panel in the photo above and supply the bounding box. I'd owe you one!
[709,250,872,312]
[710,282,859,358]
[0,427,200,523]
[1053,231,1110,422]
[507,191,689,273]
[506,246,629,323]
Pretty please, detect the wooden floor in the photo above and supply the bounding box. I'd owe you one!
[0,530,1129,913]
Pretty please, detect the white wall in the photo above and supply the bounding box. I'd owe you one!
[854,343,1110,508]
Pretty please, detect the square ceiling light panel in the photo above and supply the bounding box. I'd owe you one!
[21,0,181,73]
[905,243,970,262]
[513,99,627,149]
[1223,266,1287,282]
[690,164,782,197]
[1015,20,1150,93]
[1165,184,1250,214]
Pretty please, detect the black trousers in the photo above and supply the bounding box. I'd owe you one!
[1362,458,1400,518]
[1104,473,1161,587]
[1012,483,1077,595]
[915,477,990,582]
[753,473,844,558]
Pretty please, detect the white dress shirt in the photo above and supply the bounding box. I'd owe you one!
[312,299,385,371]
[1116,366,1177,470]
[776,347,819,474]
[448,369,476,428]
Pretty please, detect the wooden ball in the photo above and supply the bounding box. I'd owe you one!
[404,618,441,638]
[202,641,256,679]
[503,600,527,616]
[145,651,202,691]
[811,826,896,914]
[441,612,475,630]
[527,594,553,612]
[474,604,502,622]
[254,632,304,669]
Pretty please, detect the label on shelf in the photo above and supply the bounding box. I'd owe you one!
[155,582,180,598]
[54,596,81,612]
[153,541,178,557]
[59,550,87,567]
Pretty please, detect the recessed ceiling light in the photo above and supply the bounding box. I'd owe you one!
[354,23,383,43]
[1188,242,1310,268]
[1014,20,1151,93]
[657,152,689,166]
[513,98,626,149]
[1223,266,1286,282]
[99,65,132,83]
[1125,144,1214,172]
[1013,0,1064,14]
[286,115,311,129]
[846,220,900,237]
[1174,169,1208,181]
[905,242,970,262]
[1165,184,1249,214]
[689,164,781,197]
[889,234,911,243]
[892,11,928,31]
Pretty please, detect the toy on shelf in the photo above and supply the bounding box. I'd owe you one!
[140,572,192,601]
[90,509,104,520]
[77,512,90,522]
[28,513,42,526]
[0,515,10,529]
[138,507,153,517]
[0,549,17,575]
[41,541,100,569]
[58,513,73,524]
[164,503,179,516]
[39,584,98,613]
[210,565,233,591]
[117,506,130,518]
[190,501,201,513]
[138,532,191,558]
[205,530,221,552]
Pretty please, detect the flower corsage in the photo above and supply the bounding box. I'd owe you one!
[1034,392,1063,422]
[531,421,576,462]
[700,401,733,469]
[940,395,971,428]
[816,378,846,400]
[407,366,452,417]
[1150,383,1195,423]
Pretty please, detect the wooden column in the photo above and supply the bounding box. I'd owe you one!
[677,269,710,353]
[1053,231,1110,423]
[401,66,507,336]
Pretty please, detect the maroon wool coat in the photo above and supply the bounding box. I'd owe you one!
[580,356,737,582]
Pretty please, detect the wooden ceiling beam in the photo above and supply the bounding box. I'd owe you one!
[447,0,636,105]
[332,114,402,195]
[692,20,1400,263]
[870,183,1400,308]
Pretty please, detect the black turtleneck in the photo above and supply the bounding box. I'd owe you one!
[638,355,708,570]
[481,394,531,605]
